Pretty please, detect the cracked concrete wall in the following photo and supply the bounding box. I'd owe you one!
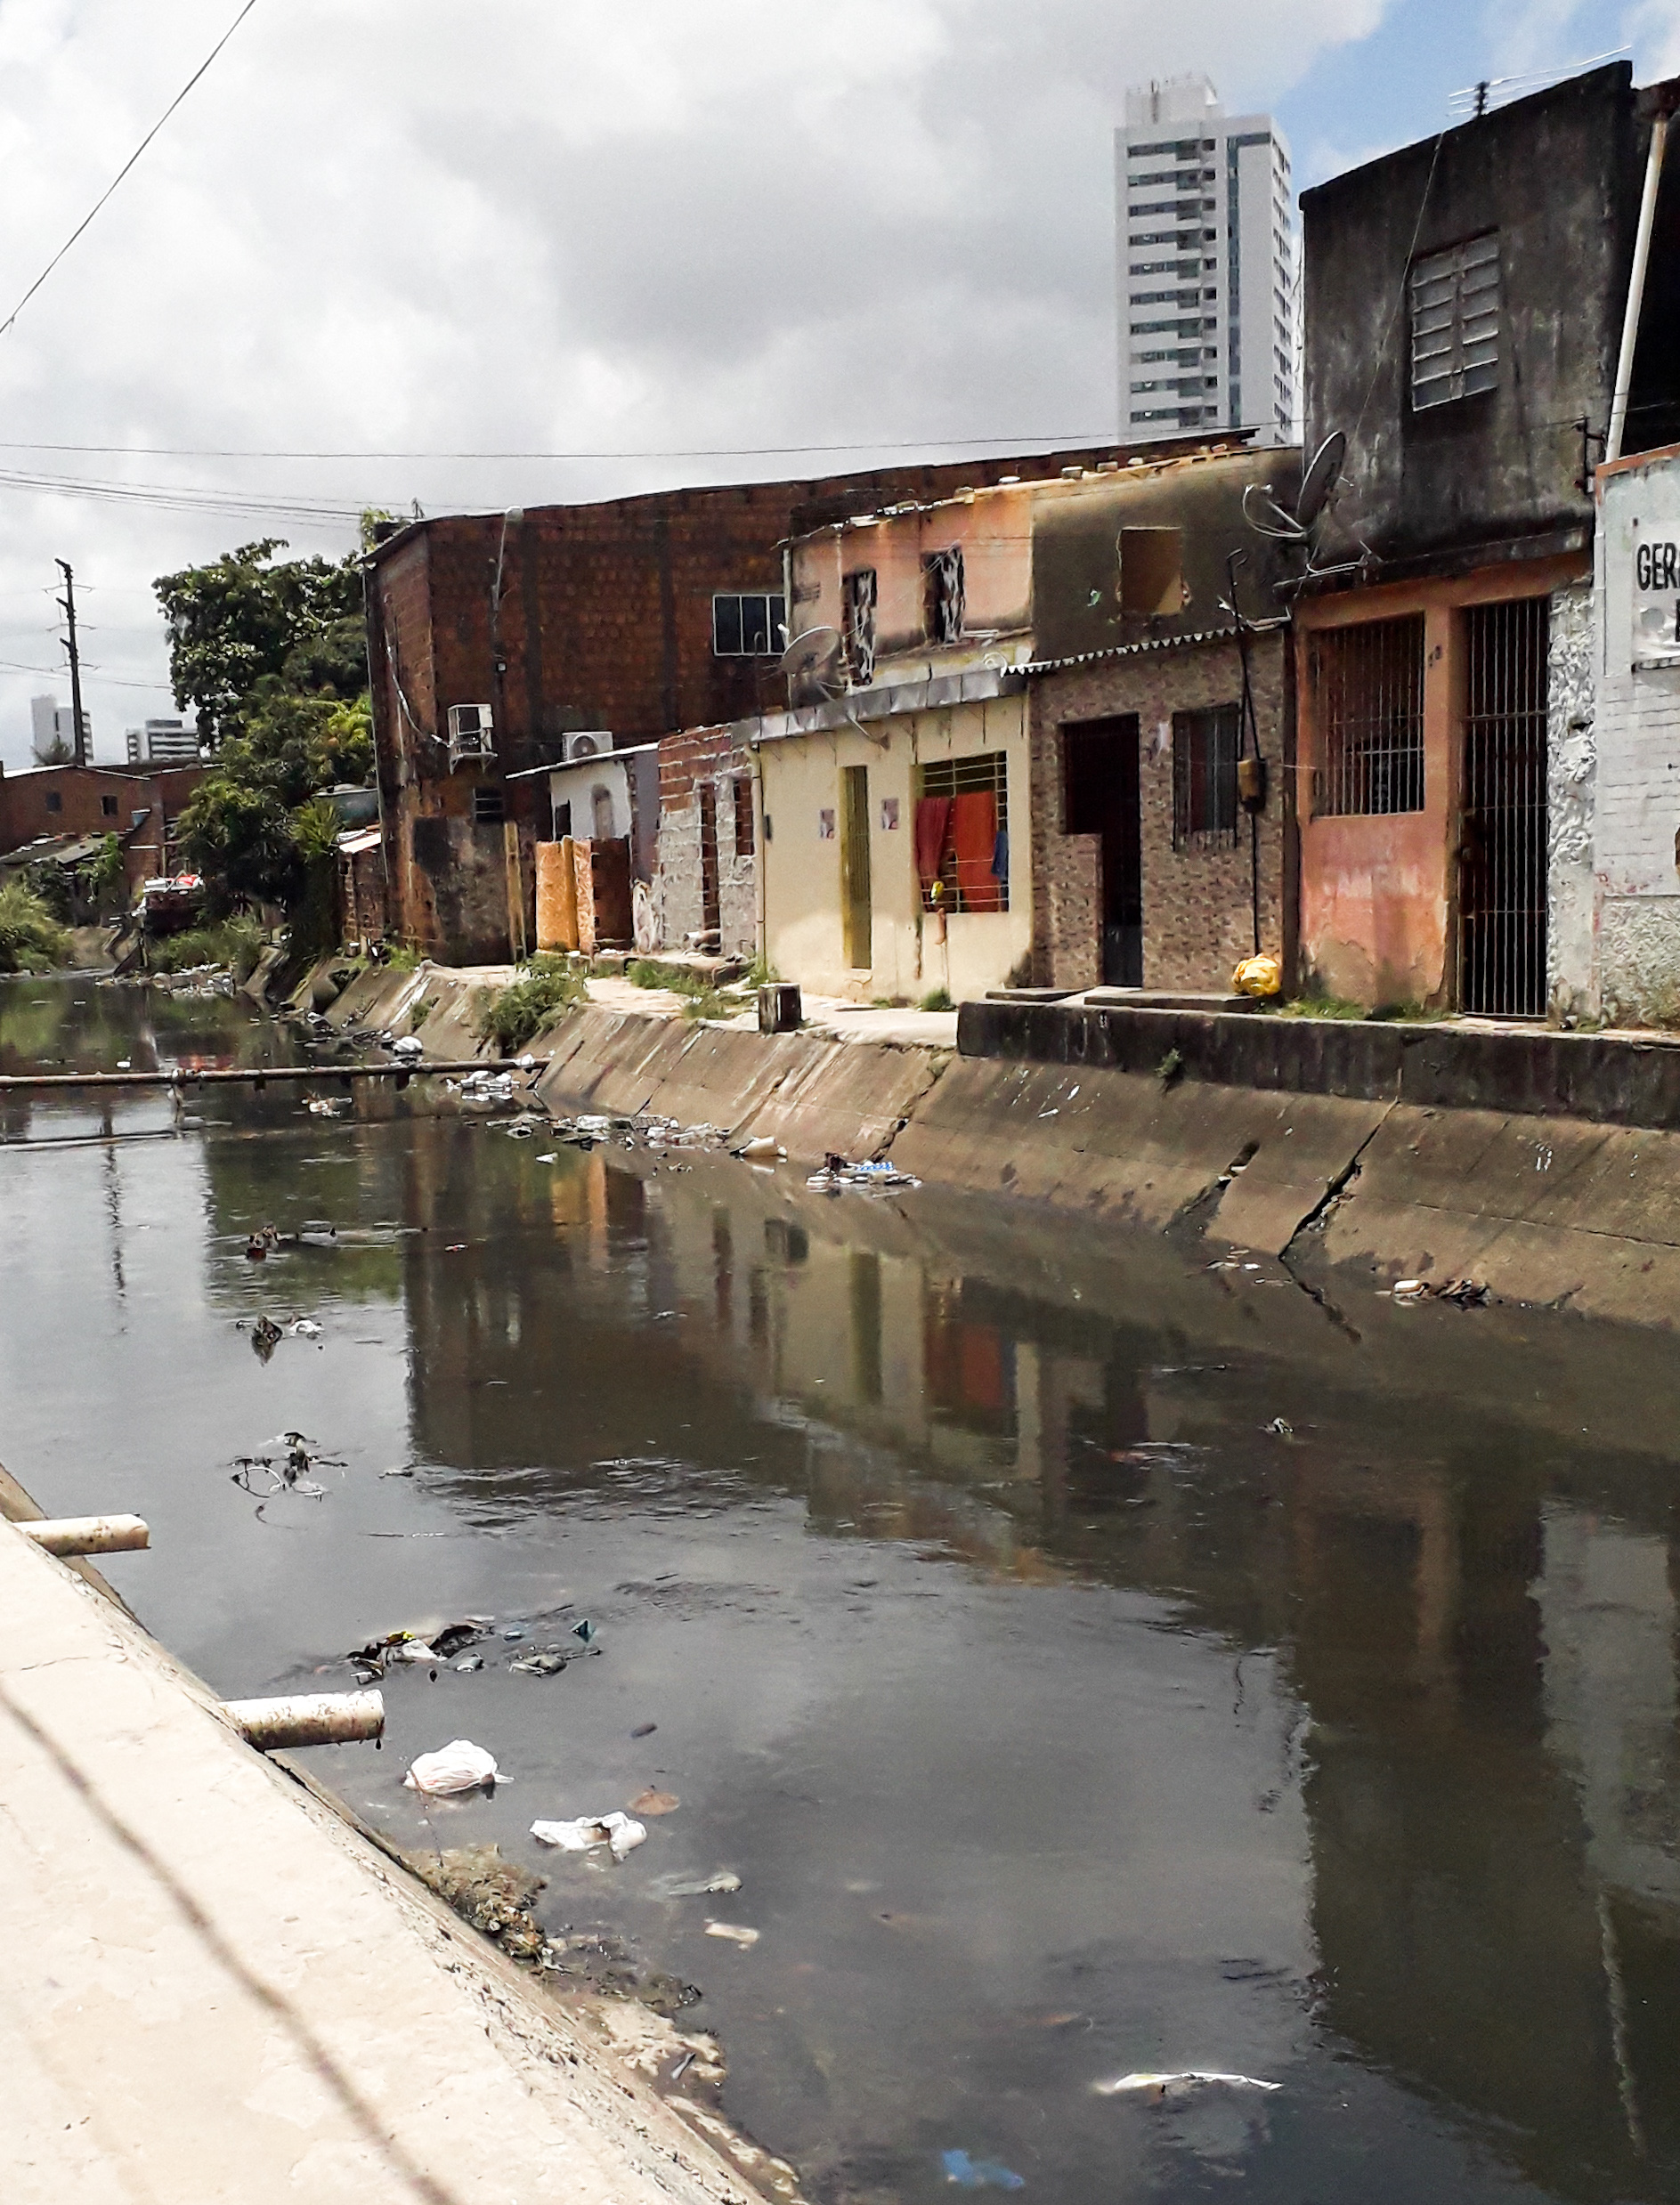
[1547,578,1597,1019]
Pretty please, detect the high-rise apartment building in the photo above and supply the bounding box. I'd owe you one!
[1116,75,1295,441]
[29,693,92,764]
[125,717,199,765]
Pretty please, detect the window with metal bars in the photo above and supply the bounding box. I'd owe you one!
[842,569,877,686]
[915,751,1009,913]
[1172,706,1240,849]
[1311,615,1426,816]
[922,548,965,645]
[1409,234,1500,411]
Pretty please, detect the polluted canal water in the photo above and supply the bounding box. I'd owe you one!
[4,974,1680,2202]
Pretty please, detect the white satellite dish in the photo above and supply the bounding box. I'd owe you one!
[779,625,846,704]
[1243,432,1347,544]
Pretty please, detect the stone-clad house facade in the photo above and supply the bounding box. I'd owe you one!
[1027,626,1292,993]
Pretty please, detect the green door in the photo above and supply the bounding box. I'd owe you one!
[840,765,872,970]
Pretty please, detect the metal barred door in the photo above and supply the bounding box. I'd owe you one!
[1459,597,1548,1017]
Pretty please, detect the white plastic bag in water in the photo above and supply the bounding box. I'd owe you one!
[403,1739,499,1794]
[530,1812,646,1861]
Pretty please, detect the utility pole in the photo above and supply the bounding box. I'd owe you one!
[55,559,86,767]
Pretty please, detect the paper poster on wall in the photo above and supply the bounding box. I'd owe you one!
[818,808,836,839]
[881,798,900,831]
[1633,532,1680,666]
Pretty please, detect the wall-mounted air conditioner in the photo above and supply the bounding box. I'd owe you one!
[446,702,495,768]
[562,729,613,763]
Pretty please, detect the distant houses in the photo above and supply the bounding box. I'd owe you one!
[347,63,1680,1030]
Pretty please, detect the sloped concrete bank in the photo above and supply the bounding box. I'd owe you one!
[532,1000,1680,1330]
[0,1490,794,2205]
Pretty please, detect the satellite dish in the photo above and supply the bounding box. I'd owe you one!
[1242,432,1347,543]
[779,625,845,703]
[1296,432,1346,530]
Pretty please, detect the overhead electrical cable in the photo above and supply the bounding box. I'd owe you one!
[0,0,262,336]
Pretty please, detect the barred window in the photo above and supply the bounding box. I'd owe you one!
[1410,234,1499,410]
[1172,705,1240,849]
[1311,615,1426,816]
[842,569,877,686]
[922,547,965,644]
[914,751,1009,913]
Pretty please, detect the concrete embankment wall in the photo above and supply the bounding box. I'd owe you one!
[938,1001,1680,1329]
[534,1009,947,1163]
[532,999,1680,1330]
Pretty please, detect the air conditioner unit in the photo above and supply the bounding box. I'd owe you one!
[446,702,495,768]
[562,729,613,763]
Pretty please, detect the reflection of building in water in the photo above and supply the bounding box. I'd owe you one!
[393,1131,1680,2194]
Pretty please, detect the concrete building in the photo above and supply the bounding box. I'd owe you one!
[1024,446,1300,993]
[1562,444,1680,1023]
[125,717,199,765]
[662,439,1283,1004]
[1116,74,1294,442]
[29,694,91,765]
[364,446,1165,963]
[1293,62,1680,1015]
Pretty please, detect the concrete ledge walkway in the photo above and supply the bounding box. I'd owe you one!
[0,1520,772,2205]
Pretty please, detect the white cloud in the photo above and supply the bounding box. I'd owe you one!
[0,0,1385,766]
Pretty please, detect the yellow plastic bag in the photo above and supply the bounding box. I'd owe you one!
[1231,954,1282,998]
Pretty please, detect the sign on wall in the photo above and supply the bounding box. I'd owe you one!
[1633,534,1680,666]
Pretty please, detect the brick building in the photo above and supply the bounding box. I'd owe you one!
[655,726,758,959]
[363,442,1203,963]
[1295,63,1680,1015]
[1020,448,1301,994]
[0,761,206,903]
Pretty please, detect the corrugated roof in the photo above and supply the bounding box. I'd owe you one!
[1021,618,1289,675]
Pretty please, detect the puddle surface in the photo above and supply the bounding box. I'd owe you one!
[4,975,1680,2202]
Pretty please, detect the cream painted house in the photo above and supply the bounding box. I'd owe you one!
[755,672,1032,1001]
[751,477,1060,1001]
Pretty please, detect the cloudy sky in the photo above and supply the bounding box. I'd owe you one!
[0,0,1673,768]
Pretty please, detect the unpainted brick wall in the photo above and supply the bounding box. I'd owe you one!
[654,726,757,956]
[1028,636,1287,992]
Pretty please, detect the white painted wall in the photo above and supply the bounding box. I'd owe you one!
[1592,452,1680,1025]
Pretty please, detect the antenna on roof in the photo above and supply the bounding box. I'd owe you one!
[1446,47,1627,119]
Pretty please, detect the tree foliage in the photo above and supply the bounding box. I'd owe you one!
[175,687,373,913]
[153,539,366,743]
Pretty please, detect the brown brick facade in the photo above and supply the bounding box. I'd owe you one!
[1027,633,1293,993]
[0,762,206,901]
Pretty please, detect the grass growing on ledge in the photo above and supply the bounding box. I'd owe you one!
[1264,994,1450,1023]
[920,987,954,1012]
[147,916,266,980]
[475,955,586,1051]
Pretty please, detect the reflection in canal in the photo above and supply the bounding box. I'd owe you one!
[3,977,1680,2202]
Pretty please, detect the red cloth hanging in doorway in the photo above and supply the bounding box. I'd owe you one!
[951,790,1001,912]
[914,796,953,892]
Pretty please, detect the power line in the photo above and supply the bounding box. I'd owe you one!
[0,432,1124,463]
[0,0,262,337]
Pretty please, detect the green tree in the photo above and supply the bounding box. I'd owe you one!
[175,687,373,916]
[153,538,366,743]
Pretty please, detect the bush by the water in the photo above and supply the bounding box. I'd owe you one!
[147,916,265,980]
[0,880,72,973]
[475,956,584,1051]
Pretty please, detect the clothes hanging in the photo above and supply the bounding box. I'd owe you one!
[952,790,1001,912]
[913,796,953,891]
